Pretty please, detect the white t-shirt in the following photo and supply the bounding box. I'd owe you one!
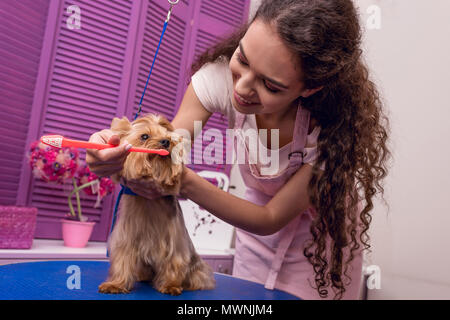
[191,57,323,173]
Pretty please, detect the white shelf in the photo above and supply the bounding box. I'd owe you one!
[0,239,106,260]
[0,239,234,262]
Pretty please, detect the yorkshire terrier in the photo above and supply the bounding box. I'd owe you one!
[98,114,215,295]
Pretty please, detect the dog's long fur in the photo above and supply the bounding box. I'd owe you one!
[98,114,215,295]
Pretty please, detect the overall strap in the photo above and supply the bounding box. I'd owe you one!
[234,111,246,129]
[288,103,310,167]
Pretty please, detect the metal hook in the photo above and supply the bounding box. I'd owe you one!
[166,0,179,22]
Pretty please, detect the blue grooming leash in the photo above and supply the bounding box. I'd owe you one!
[107,0,179,257]
[134,18,168,121]
[134,0,178,121]
[107,185,136,257]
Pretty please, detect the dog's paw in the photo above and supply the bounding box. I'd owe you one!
[159,285,183,296]
[98,281,130,294]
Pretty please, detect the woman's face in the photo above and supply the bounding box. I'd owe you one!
[229,19,310,116]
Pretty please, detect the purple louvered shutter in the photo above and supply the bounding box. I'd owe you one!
[1,0,249,240]
[184,0,250,175]
[25,0,142,240]
[0,0,49,205]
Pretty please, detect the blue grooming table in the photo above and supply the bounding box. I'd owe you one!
[0,261,300,300]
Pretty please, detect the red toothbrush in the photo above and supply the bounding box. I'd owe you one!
[40,135,170,156]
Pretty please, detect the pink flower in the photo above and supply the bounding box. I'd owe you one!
[28,141,79,183]
[75,165,115,198]
[99,177,115,197]
[28,139,114,220]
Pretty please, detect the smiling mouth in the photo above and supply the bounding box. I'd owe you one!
[234,91,258,107]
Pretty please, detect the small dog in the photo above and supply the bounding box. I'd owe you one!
[98,114,215,295]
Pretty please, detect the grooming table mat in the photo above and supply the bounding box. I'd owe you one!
[0,261,299,300]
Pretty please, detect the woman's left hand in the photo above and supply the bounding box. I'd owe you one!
[120,167,192,200]
[120,177,169,200]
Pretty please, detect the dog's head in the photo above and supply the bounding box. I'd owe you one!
[110,114,187,194]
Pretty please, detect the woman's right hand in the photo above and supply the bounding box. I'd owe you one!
[86,129,133,177]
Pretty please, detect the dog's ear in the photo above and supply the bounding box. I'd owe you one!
[110,116,132,136]
[158,116,174,132]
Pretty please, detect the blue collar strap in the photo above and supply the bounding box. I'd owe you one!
[122,185,138,196]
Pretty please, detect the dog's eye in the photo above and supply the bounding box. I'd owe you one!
[140,134,150,141]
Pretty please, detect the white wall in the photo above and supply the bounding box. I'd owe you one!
[357,0,450,299]
[248,0,262,20]
[236,0,450,299]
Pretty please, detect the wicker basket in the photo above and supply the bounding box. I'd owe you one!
[0,206,38,249]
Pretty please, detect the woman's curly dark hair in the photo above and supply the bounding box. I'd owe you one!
[191,0,391,299]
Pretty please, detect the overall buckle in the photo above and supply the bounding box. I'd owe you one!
[288,151,306,161]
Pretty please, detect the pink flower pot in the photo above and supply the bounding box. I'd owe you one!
[61,219,96,248]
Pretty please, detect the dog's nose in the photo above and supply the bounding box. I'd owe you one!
[159,139,170,149]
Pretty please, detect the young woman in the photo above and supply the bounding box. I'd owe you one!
[87,0,390,299]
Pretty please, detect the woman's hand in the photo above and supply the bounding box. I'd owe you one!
[121,167,193,200]
[120,177,168,200]
[86,129,132,177]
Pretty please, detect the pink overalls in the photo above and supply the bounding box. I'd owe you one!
[231,102,364,300]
